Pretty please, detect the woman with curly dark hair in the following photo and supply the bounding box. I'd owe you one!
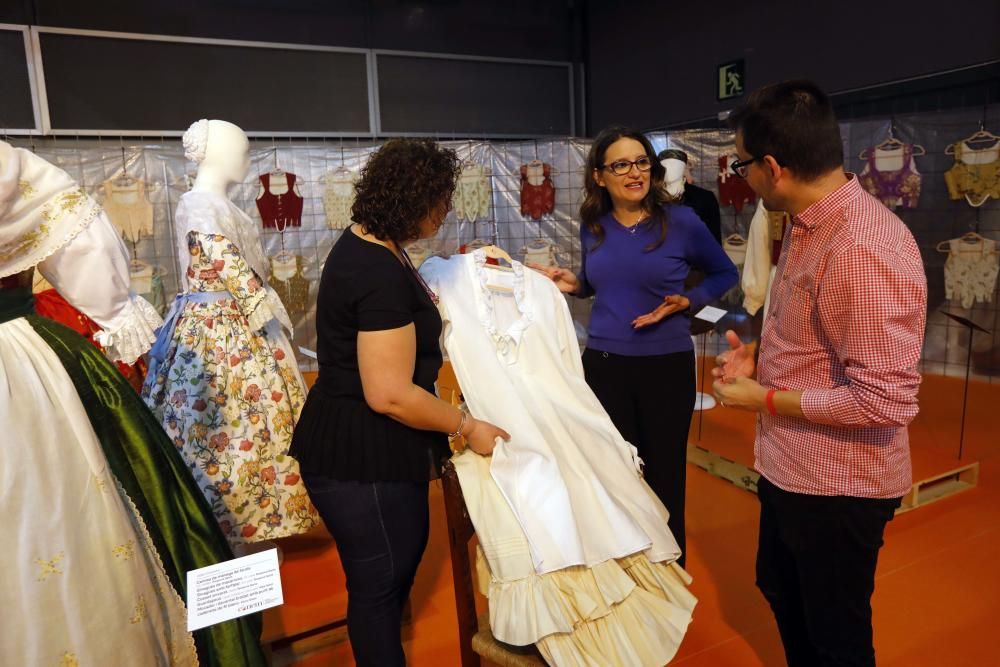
[290,139,509,666]
[534,126,737,566]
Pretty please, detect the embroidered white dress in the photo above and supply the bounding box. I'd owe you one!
[1,143,195,666]
[421,252,696,666]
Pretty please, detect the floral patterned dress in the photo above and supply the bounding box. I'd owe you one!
[142,231,317,546]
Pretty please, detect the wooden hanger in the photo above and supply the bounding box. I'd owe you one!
[479,244,514,267]
[937,231,989,252]
[945,125,1000,155]
[478,244,515,293]
[859,128,926,159]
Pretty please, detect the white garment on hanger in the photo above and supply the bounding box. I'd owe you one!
[420,252,682,575]
[743,200,776,317]
[944,237,999,309]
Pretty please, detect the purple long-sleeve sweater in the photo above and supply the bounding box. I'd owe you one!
[577,204,739,356]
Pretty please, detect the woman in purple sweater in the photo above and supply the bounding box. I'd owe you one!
[535,126,737,564]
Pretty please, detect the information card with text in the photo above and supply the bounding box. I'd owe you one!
[186,549,284,631]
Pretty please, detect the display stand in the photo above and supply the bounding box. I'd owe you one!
[941,311,991,459]
[690,307,727,441]
[691,318,716,418]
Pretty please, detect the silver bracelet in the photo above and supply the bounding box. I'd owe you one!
[447,409,468,440]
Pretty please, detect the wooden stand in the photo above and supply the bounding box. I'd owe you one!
[898,462,980,514]
[686,444,980,515]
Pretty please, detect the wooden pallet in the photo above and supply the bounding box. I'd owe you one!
[898,462,980,514]
[686,444,760,494]
[687,444,981,514]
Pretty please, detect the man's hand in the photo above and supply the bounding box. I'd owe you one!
[712,329,755,382]
[712,376,767,411]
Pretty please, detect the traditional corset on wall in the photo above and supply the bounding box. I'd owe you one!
[256,172,304,228]
[453,163,492,222]
[520,161,555,220]
[945,142,1000,207]
[268,253,311,316]
[943,236,999,309]
[858,144,922,209]
[322,167,356,230]
[102,178,153,241]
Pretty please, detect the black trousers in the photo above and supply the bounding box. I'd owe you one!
[303,475,430,667]
[756,476,901,667]
[582,347,696,565]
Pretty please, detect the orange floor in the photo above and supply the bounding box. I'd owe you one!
[273,369,999,666]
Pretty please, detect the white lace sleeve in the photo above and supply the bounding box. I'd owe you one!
[36,209,163,364]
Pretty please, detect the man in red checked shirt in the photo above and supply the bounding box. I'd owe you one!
[712,81,927,667]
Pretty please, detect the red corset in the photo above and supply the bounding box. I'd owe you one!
[256,172,304,229]
[718,156,757,213]
[520,162,555,220]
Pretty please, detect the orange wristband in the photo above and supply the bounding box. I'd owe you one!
[765,388,779,416]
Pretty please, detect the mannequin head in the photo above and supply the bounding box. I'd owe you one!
[184,119,250,195]
[657,149,688,198]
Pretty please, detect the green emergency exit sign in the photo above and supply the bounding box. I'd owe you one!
[718,60,745,100]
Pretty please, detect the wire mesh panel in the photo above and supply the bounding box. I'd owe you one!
[11,107,999,381]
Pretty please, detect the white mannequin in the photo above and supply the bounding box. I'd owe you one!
[189,120,251,196]
[662,158,687,198]
[167,119,304,562]
[176,119,275,306]
[658,148,689,198]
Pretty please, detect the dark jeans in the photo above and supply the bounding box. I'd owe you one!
[756,476,901,667]
[303,475,430,667]
[582,347,696,565]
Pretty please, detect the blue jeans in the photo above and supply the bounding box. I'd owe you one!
[304,475,430,667]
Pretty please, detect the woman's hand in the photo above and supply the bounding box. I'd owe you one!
[711,330,756,382]
[527,262,580,294]
[632,294,689,329]
[463,417,510,456]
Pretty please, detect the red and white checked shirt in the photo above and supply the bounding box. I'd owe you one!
[756,175,927,499]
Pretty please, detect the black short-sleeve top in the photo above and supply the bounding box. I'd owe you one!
[289,228,450,482]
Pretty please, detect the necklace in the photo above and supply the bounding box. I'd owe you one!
[401,246,440,304]
[616,209,648,235]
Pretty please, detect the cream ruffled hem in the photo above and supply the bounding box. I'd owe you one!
[93,294,163,365]
[477,549,696,666]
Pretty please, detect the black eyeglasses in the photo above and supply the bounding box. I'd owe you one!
[601,156,653,176]
[730,155,762,178]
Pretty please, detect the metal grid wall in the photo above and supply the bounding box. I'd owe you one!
[8,103,998,381]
